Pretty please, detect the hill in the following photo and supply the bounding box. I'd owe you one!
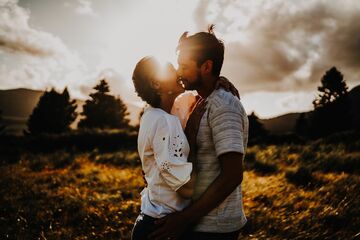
[260,85,360,134]
[260,112,301,134]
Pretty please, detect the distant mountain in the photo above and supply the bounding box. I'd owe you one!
[0,88,142,135]
[260,85,360,134]
[260,113,301,134]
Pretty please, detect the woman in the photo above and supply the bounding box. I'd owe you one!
[131,56,204,240]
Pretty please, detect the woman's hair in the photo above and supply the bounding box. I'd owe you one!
[132,56,161,108]
[176,24,224,76]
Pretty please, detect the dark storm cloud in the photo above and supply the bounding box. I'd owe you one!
[193,0,360,92]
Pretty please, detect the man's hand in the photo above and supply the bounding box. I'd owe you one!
[148,211,190,240]
[215,76,240,99]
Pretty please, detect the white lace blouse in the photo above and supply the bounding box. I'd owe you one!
[138,105,193,218]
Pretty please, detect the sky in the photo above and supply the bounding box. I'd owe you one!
[1,0,360,119]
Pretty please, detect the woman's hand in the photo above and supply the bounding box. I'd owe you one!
[184,97,207,169]
[215,76,240,99]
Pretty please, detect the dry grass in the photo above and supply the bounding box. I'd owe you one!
[0,153,144,239]
[0,140,359,239]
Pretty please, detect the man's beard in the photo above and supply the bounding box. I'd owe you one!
[183,71,202,91]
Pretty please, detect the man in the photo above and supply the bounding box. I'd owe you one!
[150,25,249,240]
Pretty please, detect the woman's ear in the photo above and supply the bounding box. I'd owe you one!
[150,80,161,90]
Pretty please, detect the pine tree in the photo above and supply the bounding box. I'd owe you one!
[26,88,78,135]
[248,112,268,140]
[78,79,129,130]
[61,88,78,130]
[134,107,145,131]
[313,67,348,108]
[310,67,350,137]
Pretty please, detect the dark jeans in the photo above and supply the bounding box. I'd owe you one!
[132,212,240,240]
[131,213,192,240]
[131,213,157,240]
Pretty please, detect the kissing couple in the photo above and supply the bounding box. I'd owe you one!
[131,24,248,240]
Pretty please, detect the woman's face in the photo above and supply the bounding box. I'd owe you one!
[157,62,185,96]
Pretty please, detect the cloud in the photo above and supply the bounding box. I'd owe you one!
[0,0,91,98]
[0,0,48,56]
[75,0,96,16]
[194,0,360,92]
[241,90,316,118]
[64,0,97,17]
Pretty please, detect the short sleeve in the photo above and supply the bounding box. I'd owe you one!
[209,96,247,157]
[171,91,197,129]
[152,116,192,191]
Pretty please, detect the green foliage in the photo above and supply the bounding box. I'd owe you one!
[26,88,77,135]
[78,79,130,130]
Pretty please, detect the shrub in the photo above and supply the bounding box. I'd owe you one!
[19,129,137,153]
[92,151,140,167]
[285,167,314,186]
[252,160,278,175]
[28,151,74,171]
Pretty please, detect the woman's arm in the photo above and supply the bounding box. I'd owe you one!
[176,171,196,199]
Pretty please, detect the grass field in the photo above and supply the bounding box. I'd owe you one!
[0,139,359,239]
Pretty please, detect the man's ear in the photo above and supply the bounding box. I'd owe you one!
[150,80,161,90]
[201,60,213,75]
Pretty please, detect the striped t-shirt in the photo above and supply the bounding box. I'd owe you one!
[193,88,249,233]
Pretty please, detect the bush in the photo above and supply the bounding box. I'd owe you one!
[285,167,314,186]
[321,154,360,174]
[253,161,278,175]
[28,151,74,171]
[91,151,140,167]
[0,129,138,153]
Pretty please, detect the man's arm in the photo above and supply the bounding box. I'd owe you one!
[183,151,243,220]
[150,151,243,240]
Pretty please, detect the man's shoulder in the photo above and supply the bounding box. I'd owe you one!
[209,88,244,111]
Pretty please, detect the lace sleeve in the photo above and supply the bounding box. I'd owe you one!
[153,115,192,191]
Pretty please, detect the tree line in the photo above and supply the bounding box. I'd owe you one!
[23,79,130,135]
[0,66,356,138]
